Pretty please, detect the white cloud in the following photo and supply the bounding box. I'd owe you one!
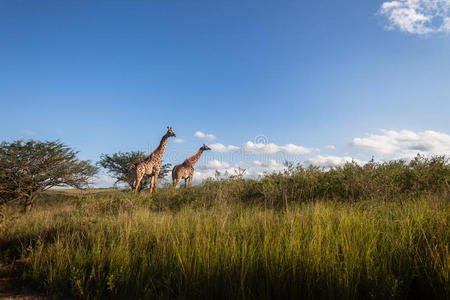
[252,159,281,168]
[210,143,240,152]
[173,138,184,143]
[193,159,286,183]
[191,167,237,183]
[306,155,363,168]
[20,129,36,135]
[245,159,285,177]
[253,160,262,166]
[378,0,450,34]
[203,159,231,169]
[352,129,450,159]
[94,174,123,188]
[243,141,318,155]
[192,160,232,183]
[326,145,336,150]
[194,131,216,140]
[253,159,284,169]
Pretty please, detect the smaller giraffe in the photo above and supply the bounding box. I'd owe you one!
[132,127,176,193]
[172,144,211,188]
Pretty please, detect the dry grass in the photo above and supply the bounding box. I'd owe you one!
[0,190,448,299]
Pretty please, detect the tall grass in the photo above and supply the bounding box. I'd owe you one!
[0,193,448,299]
[0,155,448,299]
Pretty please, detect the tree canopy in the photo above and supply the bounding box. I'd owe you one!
[98,151,171,189]
[0,140,98,211]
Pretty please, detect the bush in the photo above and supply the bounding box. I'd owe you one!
[259,155,449,207]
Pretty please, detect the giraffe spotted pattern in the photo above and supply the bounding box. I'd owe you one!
[172,144,211,188]
[132,127,176,193]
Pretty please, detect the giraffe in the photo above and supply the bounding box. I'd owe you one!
[172,144,211,188]
[132,127,176,193]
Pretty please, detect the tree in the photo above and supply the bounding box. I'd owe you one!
[0,140,98,211]
[98,151,172,190]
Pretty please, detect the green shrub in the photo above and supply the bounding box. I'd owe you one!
[259,155,449,206]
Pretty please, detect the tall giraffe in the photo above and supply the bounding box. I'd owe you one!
[133,127,176,193]
[172,144,211,188]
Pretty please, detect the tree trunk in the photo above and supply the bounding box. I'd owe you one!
[24,201,32,212]
[23,194,36,213]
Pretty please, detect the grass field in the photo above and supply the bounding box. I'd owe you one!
[0,191,448,299]
[0,157,449,299]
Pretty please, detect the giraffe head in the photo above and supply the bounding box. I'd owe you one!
[166,126,176,137]
[200,144,212,151]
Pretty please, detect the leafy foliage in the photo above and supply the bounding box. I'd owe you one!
[0,140,98,210]
[97,151,171,189]
[258,154,449,206]
[131,155,449,211]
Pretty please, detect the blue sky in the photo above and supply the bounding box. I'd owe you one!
[1,0,449,186]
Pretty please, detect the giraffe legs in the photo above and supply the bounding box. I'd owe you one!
[151,169,160,193]
[172,178,180,188]
[149,176,155,193]
[134,172,144,193]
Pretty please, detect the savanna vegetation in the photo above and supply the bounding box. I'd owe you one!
[0,140,97,212]
[98,151,171,189]
[0,155,449,299]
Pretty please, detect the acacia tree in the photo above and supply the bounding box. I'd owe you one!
[0,140,98,211]
[98,151,171,190]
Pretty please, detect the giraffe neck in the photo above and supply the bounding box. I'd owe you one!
[149,133,170,161]
[184,149,204,166]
